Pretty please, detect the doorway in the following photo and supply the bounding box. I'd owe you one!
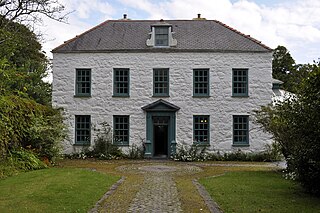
[153,116,169,157]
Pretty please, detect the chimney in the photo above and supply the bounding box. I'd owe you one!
[193,13,206,20]
[120,14,131,20]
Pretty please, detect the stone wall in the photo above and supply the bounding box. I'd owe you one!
[52,52,273,154]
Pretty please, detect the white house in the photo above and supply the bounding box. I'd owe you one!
[52,15,273,158]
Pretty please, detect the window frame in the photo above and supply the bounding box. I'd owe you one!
[113,115,130,146]
[75,115,91,145]
[193,115,210,145]
[113,68,130,97]
[193,69,210,97]
[75,68,91,97]
[155,26,169,47]
[233,115,249,146]
[232,68,248,97]
[153,68,169,97]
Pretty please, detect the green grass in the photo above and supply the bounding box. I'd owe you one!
[0,168,119,213]
[200,171,320,213]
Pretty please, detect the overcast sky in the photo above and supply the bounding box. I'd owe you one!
[40,0,320,64]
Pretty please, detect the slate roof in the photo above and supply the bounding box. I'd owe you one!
[52,19,272,53]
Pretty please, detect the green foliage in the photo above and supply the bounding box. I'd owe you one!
[84,122,123,160]
[255,63,320,195]
[0,168,119,212]
[172,142,281,162]
[0,17,51,105]
[200,171,320,213]
[171,142,208,162]
[272,45,295,91]
[0,95,66,162]
[9,148,47,171]
[125,138,145,159]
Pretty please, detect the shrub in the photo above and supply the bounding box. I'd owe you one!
[172,142,281,162]
[86,122,123,160]
[255,64,320,196]
[171,142,208,162]
[9,148,47,170]
[0,95,66,162]
[125,137,145,159]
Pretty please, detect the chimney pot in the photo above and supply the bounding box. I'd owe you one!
[123,14,127,19]
[198,14,201,18]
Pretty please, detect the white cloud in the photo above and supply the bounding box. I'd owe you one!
[38,0,320,67]
[118,0,320,63]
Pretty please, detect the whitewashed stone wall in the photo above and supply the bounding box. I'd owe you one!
[52,52,273,154]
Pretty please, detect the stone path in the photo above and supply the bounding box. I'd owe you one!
[117,164,202,213]
[128,172,182,212]
[89,161,281,212]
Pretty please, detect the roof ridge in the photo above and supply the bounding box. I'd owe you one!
[213,20,272,51]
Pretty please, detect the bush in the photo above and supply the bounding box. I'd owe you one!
[125,137,145,159]
[85,122,123,160]
[9,148,47,170]
[255,63,320,196]
[171,142,208,162]
[172,142,281,162]
[0,95,66,162]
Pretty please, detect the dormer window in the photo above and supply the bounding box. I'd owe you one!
[155,27,169,46]
[146,21,177,47]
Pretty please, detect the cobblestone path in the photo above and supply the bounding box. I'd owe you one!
[117,164,202,213]
[127,173,182,212]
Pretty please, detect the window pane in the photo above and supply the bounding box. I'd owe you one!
[155,27,169,46]
[232,69,248,96]
[154,69,169,96]
[193,115,209,144]
[114,115,129,145]
[114,68,129,96]
[76,69,91,96]
[233,115,249,145]
[193,69,209,96]
[75,115,90,145]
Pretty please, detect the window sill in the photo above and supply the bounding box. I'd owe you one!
[73,143,90,146]
[74,95,91,98]
[112,95,130,98]
[192,95,210,98]
[231,95,249,98]
[232,144,250,147]
[152,95,170,98]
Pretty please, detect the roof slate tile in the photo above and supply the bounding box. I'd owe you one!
[52,20,272,53]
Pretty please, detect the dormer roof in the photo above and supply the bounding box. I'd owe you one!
[52,19,272,53]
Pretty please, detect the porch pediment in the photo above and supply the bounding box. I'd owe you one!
[141,99,180,112]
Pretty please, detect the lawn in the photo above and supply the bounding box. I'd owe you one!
[0,168,119,213]
[200,171,320,213]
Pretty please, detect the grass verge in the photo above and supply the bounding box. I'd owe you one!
[200,171,320,213]
[0,168,119,213]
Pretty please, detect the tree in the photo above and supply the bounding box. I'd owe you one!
[0,0,67,24]
[255,62,320,196]
[0,0,67,163]
[0,17,51,104]
[272,45,295,91]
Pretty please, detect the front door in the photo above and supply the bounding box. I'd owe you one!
[153,116,169,157]
[142,99,180,158]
